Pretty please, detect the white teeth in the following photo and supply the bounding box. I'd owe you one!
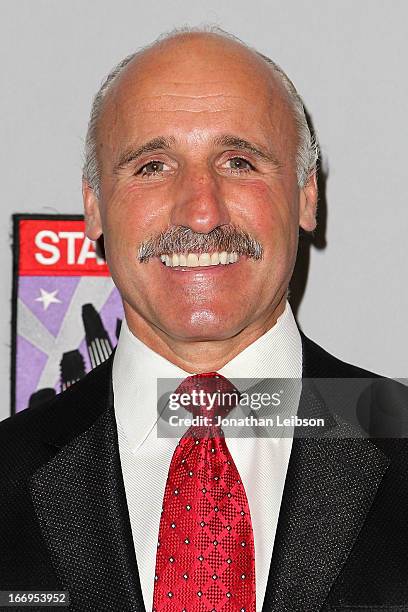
[187,253,199,267]
[199,253,211,266]
[160,251,239,267]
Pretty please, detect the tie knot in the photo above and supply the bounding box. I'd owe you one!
[175,372,240,420]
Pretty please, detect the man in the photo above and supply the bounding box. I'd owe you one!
[1,26,408,612]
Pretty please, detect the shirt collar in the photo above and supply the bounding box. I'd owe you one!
[113,301,302,452]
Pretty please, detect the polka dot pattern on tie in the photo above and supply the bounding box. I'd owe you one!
[152,373,256,612]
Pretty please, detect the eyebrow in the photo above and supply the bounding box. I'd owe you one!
[114,133,280,173]
[114,136,176,172]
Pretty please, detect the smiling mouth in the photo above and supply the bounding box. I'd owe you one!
[159,251,239,268]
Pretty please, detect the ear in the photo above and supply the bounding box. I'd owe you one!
[299,172,318,232]
[82,180,103,240]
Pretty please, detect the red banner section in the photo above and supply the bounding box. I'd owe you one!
[18,219,110,276]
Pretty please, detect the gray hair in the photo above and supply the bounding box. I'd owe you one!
[83,25,319,198]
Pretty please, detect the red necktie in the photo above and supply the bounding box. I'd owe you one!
[152,372,256,612]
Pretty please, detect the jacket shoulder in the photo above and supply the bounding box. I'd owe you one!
[301,333,408,456]
[0,356,113,477]
[301,332,382,379]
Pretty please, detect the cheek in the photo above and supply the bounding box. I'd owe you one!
[102,187,170,249]
[227,181,297,248]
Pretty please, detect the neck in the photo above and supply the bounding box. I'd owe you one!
[123,296,287,373]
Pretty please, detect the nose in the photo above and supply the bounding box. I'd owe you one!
[169,166,230,233]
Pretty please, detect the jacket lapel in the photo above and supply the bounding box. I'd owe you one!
[262,431,389,611]
[261,338,391,612]
[30,391,145,611]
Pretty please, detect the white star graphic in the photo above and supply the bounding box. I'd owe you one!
[35,288,62,311]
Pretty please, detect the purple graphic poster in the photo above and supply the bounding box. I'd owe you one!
[11,215,124,414]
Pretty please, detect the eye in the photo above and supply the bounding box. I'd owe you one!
[224,157,255,173]
[137,160,169,177]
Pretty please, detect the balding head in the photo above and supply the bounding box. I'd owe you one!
[83,26,318,198]
[82,25,319,354]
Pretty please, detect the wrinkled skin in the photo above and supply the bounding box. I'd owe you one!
[83,33,317,372]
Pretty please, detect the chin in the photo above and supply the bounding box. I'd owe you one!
[160,309,243,342]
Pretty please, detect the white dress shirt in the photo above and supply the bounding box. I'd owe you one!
[113,301,302,611]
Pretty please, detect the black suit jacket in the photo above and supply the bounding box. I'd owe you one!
[1,334,408,612]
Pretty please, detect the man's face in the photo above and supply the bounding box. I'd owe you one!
[84,35,317,342]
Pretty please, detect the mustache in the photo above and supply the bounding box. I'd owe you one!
[137,225,264,262]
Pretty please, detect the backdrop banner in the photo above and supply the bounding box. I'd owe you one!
[11,214,123,414]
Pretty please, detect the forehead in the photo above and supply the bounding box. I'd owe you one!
[97,35,297,157]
